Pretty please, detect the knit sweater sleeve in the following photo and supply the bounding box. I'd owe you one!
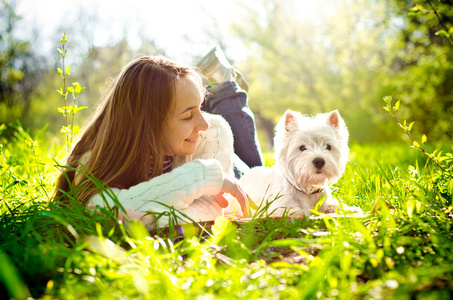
[88,159,224,212]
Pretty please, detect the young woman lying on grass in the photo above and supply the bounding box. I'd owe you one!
[54,46,263,230]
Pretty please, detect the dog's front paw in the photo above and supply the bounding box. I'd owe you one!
[324,202,364,214]
[343,205,363,213]
[270,207,306,219]
[287,208,306,219]
[319,197,340,214]
[323,205,337,214]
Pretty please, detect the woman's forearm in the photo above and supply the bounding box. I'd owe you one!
[89,159,224,212]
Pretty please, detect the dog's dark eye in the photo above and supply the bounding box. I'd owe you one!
[326,144,332,151]
[300,145,307,152]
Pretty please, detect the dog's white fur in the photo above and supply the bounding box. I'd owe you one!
[240,109,360,217]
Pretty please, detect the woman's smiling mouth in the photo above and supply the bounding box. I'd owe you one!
[185,136,199,143]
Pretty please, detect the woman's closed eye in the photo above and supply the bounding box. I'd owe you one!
[182,113,194,120]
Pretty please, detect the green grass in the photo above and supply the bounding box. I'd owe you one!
[1,124,452,299]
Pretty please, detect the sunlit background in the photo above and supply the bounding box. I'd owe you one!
[16,0,255,63]
[3,0,453,149]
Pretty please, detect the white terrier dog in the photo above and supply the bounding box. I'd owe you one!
[240,109,360,218]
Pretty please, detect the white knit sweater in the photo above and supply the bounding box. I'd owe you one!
[88,113,235,225]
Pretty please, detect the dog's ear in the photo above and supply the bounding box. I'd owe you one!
[326,110,342,129]
[284,110,298,131]
[326,109,349,143]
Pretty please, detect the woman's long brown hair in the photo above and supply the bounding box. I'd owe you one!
[54,56,203,204]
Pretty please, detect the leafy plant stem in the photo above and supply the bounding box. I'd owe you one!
[56,34,86,152]
[60,36,69,149]
[426,0,453,44]
[384,96,453,179]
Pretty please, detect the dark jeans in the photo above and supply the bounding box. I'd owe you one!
[202,81,264,178]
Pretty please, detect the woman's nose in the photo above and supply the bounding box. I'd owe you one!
[197,114,209,132]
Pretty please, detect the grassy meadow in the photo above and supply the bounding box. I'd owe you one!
[0,122,452,299]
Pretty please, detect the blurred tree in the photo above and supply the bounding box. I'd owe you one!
[231,0,397,143]
[78,36,166,111]
[231,0,452,143]
[26,36,166,135]
[383,0,453,141]
[0,0,44,125]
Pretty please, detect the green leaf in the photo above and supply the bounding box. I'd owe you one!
[436,151,443,161]
[211,216,237,245]
[270,239,306,247]
[74,105,87,113]
[73,82,85,94]
[0,250,31,300]
[394,100,400,112]
[383,95,392,104]
[408,122,415,132]
[413,141,420,148]
[422,134,427,144]
[57,106,71,115]
[438,156,448,163]
[383,106,390,112]
[415,200,423,213]
[67,87,74,93]
[57,68,63,75]
[5,179,28,190]
[406,200,414,218]
[436,30,450,39]
[66,66,71,75]
[60,126,71,134]
[212,216,233,237]
[410,5,423,13]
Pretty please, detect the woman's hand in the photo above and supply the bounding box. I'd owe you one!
[118,208,157,231]
[212,173,252,217]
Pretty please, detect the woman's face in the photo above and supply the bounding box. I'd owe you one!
[165,77,209,156]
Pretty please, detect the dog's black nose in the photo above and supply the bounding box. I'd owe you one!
[313,158,325,169]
